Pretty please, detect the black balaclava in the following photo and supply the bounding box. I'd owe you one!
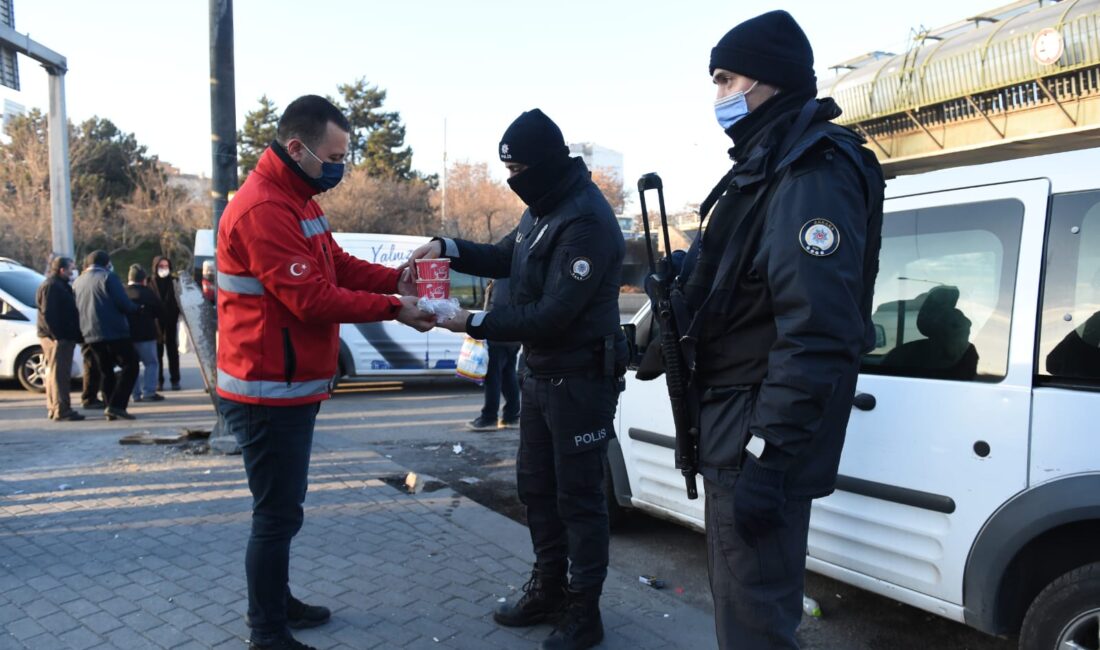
[499,109,574,212]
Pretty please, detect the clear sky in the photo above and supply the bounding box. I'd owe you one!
[5,0,998,214]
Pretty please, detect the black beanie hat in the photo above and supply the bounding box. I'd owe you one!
[129,264,147,283]
[709,10,817,92]
[499,109,568,166]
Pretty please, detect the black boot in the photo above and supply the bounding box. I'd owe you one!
[493,568,567,627]
[541,588,603,650]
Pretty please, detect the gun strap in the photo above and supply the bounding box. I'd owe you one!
[680,98,820,372]
[698,168,736,223]
[679,178,781,372]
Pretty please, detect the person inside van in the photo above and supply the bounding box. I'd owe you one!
[1046,268,1100,379]
[882,285,979,380]
[1047,311,1100,379]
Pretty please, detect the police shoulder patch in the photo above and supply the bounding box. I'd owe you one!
[570,257,592,281]
[799,219,841,257]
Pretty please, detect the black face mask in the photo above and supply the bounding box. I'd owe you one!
[507,152,574,213]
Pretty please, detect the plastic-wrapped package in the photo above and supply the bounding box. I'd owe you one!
[417,297,461,323]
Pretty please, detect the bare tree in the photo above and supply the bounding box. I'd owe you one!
[0,111,53,269]
[443,161,523,242]
[121,166,207,264]
[0,110,206,269]
[318,167,436,236]
[591,167,628,215]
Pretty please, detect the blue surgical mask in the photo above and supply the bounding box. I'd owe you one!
[715,80,759,130]
[300,142,345,191]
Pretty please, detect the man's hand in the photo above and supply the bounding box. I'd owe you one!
[401,239,444,279]
[397,267,417,297]
[437,308,471,333]
[394,295,437,332]
[733,457,787,547]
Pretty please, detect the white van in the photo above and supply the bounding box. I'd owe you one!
[193,230,485,384]
[0,258,81,392]
[609,148,1100,648]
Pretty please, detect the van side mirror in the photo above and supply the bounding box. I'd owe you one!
[874,324,887,349]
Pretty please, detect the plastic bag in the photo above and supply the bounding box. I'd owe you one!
[456,335,489,383]
[417,297,461,323]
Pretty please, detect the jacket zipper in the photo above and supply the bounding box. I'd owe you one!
[282,328,297,387]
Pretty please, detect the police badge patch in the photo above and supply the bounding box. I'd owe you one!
[799,219,841,257]
[570,257,592,281]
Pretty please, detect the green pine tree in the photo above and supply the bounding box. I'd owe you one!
[334,78,416,180]
[237,95,279,183]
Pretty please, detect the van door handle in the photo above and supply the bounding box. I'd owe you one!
[852,392,877,411]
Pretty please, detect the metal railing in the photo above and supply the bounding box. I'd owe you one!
[834,8,1100,125]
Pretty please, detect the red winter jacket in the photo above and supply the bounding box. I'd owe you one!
[216,145,402,406]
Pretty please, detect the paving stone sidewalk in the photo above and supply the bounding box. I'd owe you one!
[0,417,716,649]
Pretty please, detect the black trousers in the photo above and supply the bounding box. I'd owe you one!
[517,374,617,592]
[88,339,139,411]
[705,478,812,650]
[157,317,180,386]
[220,398,319,642]
[80,344,101,404]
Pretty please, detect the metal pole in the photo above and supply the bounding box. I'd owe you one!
[441,117,447,232]
[209,0,237,237]
[206,0,237,454]
[47,68,74,260]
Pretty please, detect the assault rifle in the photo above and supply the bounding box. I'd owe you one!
[637,173,699,500]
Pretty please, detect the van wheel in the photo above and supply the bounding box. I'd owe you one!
[16,347,47,393]
[1020,562,1100,650]
[603,457,627,530]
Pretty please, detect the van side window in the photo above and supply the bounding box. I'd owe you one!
[1038,190,1100,384]
[861,199,1024,382]
[451,271,484,310]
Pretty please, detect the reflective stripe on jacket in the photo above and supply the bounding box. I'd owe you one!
[216,145,403,406]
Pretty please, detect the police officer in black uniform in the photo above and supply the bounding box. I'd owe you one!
[410,109,626,650]
[680,11,884,649]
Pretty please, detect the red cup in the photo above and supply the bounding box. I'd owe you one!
[415,258,451,281]
[416,280,450,300]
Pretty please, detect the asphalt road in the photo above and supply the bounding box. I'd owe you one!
[318,377,1016,650]
[1,355,1017,649]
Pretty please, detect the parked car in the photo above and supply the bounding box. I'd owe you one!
[609,147,1100,649]
[193,230,487,385]
[0,258,81,392]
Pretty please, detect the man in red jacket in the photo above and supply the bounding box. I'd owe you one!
[216,95,434,650]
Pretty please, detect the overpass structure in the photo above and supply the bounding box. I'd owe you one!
[823,0,1100,176]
